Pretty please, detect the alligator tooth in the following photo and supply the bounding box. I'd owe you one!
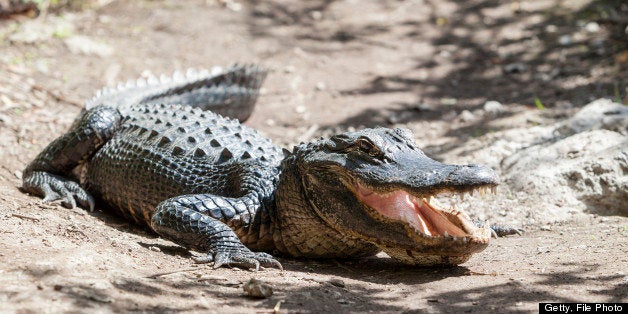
[450,206,458,215]
[198,69,210,77]
[427,196,432,204]
[160,74,170,83]
[462,237,469,243]
[459,193,464,201]
[117,82,125,90]
[186,68,197,79]
[415,197,423,207]
[173,70,185,82]
[125,80,135,88]
[210,66,222,76]
[491,186,498,195]
[490,229,498,238]
[136,78,147,87]
[443,231,449,238]
[147,75,159,85]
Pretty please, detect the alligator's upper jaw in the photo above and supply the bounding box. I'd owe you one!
[355,183,493,266]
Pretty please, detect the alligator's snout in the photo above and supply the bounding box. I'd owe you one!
[445,164,499,191]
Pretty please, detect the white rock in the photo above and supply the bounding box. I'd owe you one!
[584,22,600,33]
[459,110,475,122]
[483,100,503,114]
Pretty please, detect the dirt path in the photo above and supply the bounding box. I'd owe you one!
[1,0,626,312]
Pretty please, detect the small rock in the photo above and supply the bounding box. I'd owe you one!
[438,50,451,58]
[540,225,552,231]
[284,65,296,73]
[0,113,11,124]
[459,110,475,122]
[315,82,326,91]
[311,11,323,20]
[483,100,503,114]
[224,0,242,12]
[148,246,161,252]
[558,34,572,46]
[440,97,457,105]
[545,25,558,33]
[328,278,345,288]
[504,62,527,74]
[584,22,600,33]
[295,106,307,114]
[412,102,431,112]
[243,278,273,298]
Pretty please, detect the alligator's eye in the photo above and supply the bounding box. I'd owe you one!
[353,138,382,158]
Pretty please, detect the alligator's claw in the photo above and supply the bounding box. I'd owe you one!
[473,220,523,237]
[194,249,282,271]
[22,171,95,211]
[491,225,524,237]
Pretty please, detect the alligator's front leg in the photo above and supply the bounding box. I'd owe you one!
[151,194,282,271]
[21,106,121,210]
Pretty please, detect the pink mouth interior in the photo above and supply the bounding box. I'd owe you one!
[356,184,467,237]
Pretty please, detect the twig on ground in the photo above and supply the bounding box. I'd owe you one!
[11,213,40,221]
[146,268,199,279]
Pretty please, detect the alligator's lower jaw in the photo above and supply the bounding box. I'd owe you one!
[382,247,474,266]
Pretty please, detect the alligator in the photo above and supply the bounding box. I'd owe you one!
[21,64,518,270]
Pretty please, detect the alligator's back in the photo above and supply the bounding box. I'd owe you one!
[84,103,284,225]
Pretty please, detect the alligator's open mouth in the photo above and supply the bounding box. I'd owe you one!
[356,183,493,238]
[354,182,494,265]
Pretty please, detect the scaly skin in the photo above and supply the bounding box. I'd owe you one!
[21,64,520,270]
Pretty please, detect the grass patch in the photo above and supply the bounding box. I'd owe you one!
[534,97,545,110]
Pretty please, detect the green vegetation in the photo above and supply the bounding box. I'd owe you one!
[534,97,545,110]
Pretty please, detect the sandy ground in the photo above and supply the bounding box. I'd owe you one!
[0,0,626,312]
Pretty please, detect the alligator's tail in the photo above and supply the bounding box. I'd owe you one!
[85,64,268,122]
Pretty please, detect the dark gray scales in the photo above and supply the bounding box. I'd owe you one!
[21,64,520,271]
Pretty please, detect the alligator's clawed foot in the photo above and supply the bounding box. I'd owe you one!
[194,249,282,271]
[21,171,95,211]
[490,225,524,237]
[473,220,523,238]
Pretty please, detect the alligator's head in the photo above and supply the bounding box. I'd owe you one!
[282,127,496,266]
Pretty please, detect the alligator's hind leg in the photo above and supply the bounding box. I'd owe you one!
[151,193,282,271]
[21,105,121,210]
[143,64,268,122]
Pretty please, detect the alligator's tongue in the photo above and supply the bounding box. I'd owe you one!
[356,185,467,237]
